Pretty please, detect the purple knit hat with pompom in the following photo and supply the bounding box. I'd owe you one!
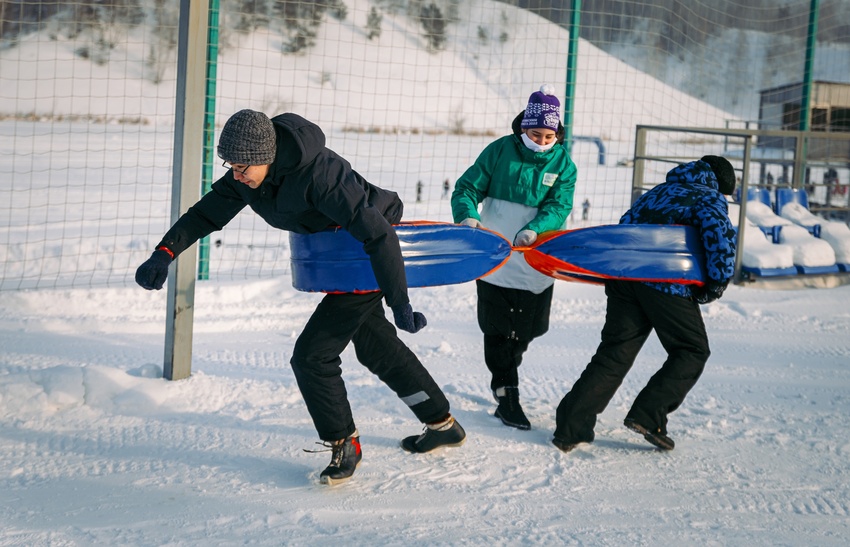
[520,84,561,132]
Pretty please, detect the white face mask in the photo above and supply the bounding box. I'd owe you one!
[521,132,556,153]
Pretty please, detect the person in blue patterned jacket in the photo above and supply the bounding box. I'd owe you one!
[552,156,737,453]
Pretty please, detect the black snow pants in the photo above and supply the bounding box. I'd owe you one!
[290,291,450,442]
[477,280,553,392]
[554,280,710,443]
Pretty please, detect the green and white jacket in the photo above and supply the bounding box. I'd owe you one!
[451,130,577,293]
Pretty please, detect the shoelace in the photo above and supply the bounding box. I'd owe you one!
[303,440,336,454]
[304,440,348,468]
[304,430,359,456]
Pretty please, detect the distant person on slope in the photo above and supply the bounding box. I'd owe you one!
[451,85,578,430]
[134,109,465,485]
[552,156,737,453]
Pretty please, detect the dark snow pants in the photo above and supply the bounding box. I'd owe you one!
[554,280,710,443]
[477,280,553,391]
[290,291,450,442]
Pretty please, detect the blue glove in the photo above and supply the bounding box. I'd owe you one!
[135,249,172,290]
[391,303,427,333]
[692,280,728,304]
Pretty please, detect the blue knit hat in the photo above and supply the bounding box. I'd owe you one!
[520,84,561,132]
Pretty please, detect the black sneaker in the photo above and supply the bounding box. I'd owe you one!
[318,433,362,485]
[401,417,467,453]
[552,438,578,453]
[493,386,531,430]
[624,418,675,451]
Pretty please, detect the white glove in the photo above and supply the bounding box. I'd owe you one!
[513,229,537,246]
[460,218,481,228]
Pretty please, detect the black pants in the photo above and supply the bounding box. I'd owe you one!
[477,281,553,392]
[554,280,710,443]
[290,291,450,442]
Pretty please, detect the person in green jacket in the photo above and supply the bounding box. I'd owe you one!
[451,85,578,430]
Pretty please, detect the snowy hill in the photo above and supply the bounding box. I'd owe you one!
[1,0,737,141]
[607,27,850,120]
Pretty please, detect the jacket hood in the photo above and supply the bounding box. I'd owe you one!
[665,160,720,192]
[269,113,326,174]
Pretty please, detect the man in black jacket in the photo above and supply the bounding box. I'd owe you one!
[135,109,465,485]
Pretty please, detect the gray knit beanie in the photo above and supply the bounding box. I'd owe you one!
[217,109,277,165]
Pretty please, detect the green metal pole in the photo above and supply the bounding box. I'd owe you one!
[563,0,581,151]
[800,0,819,133]
[198,0,220,280]
[795,0,819,189]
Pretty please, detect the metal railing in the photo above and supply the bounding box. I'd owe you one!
[632,125,850,287]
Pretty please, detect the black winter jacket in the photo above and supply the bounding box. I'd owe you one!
[157,113,410,307]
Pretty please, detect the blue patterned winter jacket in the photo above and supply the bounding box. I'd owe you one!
[620,160,737,299]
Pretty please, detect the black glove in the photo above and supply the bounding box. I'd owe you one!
[692,280,728,304]
[135,249,172,290]
[391,303,427,333]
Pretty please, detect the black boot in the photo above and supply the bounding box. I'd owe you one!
[401,416,467,453]
[318,432,363,485]
[493,387,531,430]
[552,437,578,453]
[624,418,675,450]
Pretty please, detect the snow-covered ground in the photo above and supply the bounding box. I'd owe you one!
[2,274,850,544]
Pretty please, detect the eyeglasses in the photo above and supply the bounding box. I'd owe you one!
[222,160,250,175]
